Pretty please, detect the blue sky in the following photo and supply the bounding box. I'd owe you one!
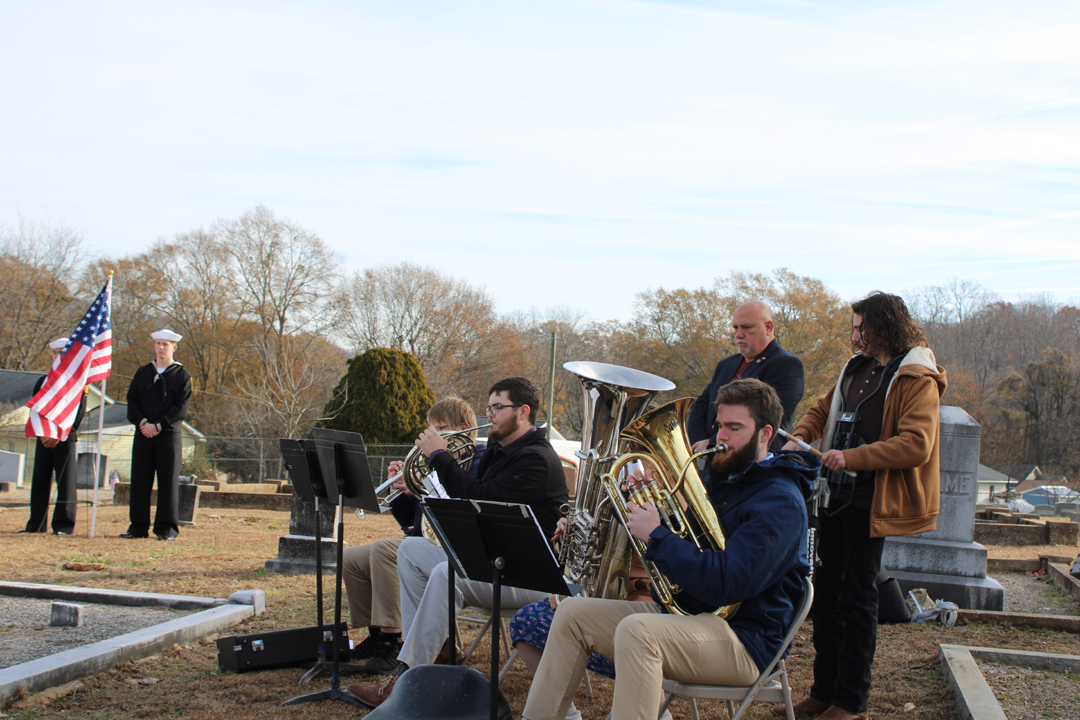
[2,0,1078,321]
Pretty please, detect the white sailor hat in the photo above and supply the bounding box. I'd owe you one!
[151,329,183,342]
[48,338,68,350]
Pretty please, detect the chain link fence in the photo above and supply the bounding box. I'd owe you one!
[0,430,412,487]
[178,438,413,487]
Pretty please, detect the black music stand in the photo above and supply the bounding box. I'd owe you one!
[392,499,570,720]
[279,439,366,684]
[280,429,378,708]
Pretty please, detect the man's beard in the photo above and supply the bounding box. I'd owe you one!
[709,431,761,480]
[487,415,521,444]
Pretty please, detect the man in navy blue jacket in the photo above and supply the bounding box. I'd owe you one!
[522,379,816,720]
[688,300,804,456]
[121,329,192,541]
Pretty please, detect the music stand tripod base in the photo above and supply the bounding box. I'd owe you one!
[280,429,377,707]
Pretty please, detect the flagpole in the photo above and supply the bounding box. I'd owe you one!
[89,376,108,538]
[89,270,114,539]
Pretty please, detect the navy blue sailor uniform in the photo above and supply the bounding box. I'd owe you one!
[125,361,192,539]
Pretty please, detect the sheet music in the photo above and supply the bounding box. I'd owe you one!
[467,500,558,565]
[424,471,449,499]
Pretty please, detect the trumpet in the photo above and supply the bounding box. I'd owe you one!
[374,471,407,510]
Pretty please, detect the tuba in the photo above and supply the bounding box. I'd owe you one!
[600,397,738,618]
[560,362,675,599]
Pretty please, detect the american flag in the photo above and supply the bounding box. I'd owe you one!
[25,277,113,441]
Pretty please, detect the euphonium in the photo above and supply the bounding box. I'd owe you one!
[559,362,676,599]
[599,397,739,619]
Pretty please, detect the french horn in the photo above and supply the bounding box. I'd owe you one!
[399,423,491,544]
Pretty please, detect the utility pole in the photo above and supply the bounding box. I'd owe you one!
[547,329,557,429]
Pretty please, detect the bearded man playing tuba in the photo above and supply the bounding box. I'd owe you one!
[521,379,817,720]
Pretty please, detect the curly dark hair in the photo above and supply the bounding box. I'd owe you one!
[850,291,927,358]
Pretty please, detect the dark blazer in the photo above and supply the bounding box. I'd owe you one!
[688,339,805,451]
[428,427,568,539]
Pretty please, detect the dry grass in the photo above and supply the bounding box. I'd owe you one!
[1,503,1079,720]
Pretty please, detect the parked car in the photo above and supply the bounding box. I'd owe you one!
[1020,485,1080,507]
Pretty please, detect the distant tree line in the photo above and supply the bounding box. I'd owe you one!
[911,279,1080,480]
[4,209,1079,481]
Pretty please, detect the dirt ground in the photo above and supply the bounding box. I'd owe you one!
[1,503,1079,720]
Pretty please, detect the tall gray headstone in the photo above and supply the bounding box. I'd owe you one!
[264,491,343,574]
[76,453,109,489]
[0,449,26,488]
[178,484,201,525]
[883,406,1004,610]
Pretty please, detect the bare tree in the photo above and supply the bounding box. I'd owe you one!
[219,205,343,343]
[341,262,504,405]
[0,216,87,370]
[630,285,735,393]
[161,233,250,387]
[232,335,347,438]
[502,306,600,437]
[911,278,1001,397]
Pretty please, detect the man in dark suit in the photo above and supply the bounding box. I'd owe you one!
[688,300,804,456]
[121,329,192,541]
[21,338,87,535]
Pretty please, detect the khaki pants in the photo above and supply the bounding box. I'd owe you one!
[342,536,405,629]
[522,597,759,720]
[396,537,547,668]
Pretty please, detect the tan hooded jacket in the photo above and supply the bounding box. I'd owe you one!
[792,347,947,538]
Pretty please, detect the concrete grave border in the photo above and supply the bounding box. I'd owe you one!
[939,644,1080,720]
[0,582,264,706]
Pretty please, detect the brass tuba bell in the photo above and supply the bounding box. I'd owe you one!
[559,361,676,600]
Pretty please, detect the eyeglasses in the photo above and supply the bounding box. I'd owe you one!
[485,403,523,416]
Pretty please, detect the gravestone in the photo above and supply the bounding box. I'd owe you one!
[76,453,109,489]
[0,449,26,488]
[178,484,202,525]
[50,602,85,627]
[264,491,341,574]
[882,406,1005,610]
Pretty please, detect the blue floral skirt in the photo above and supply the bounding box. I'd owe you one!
[508,598,616,678]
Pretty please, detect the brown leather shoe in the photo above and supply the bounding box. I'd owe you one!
[775,697,830,717]
[346,671,400,708]
[433,641,466,665]
[815,706,867,720]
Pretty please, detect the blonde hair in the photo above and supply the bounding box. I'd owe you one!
[428,396,478,439]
